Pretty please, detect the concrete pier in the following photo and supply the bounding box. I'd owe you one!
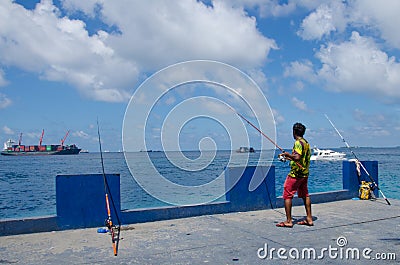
[0,199,398,264]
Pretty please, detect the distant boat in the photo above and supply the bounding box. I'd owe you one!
[236,147,255,153]
[310,147,346,161]
[1,130,81,156]
[80,149,89,153]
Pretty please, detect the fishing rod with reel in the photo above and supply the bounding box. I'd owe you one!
[325,114,391,206]
[97,120,122,256]
[230,108,296,216]
[231,108,303,169]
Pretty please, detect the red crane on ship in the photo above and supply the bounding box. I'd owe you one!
[61,130,70,146]
[39,129,44,146]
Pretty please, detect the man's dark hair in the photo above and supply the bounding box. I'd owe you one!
[293,122,306,137]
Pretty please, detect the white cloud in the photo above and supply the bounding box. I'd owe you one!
[351,0,400,49]
[224,0,297,18]
[0,69,8,86]
[100,1,277,68]
[60,0,101,17]
[3,125,14,135]
[298,0,400,49]
[221,0,330,18]
[0,1,276,103]
[73,130,90,139]
[272,108,284,124]
[284,60,316,83]
[293,1,400,102]
[291,97,308,111]
[297,1,347,40]
[316,31,400,100]
[0,93,11,109]
[294,81,305,91]
[72,130,99,143]
[0,0,138,102]
[165,96,176,105]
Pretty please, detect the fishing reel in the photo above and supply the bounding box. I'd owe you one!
[369,182,377,191]
[278,153,287,162]
[105,217,113,230]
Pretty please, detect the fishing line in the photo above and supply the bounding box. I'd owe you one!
[261,167,286,217]
[230,107,304,169]
[325,114,391,206]
[97,119,122,256]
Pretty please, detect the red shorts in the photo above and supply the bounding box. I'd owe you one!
[283,175,309,200]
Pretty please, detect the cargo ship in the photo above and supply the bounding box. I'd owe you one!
[1,130,81,156]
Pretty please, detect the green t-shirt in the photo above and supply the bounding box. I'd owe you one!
[289,138,311,178]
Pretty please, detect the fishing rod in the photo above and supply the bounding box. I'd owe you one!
[231,108,304,169]
[97,120,122,256]
[325,114,391,205]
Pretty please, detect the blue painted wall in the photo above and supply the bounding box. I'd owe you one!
[225,166,275,211]
[123,166,275,225]
[56,174,121,229]
[343,161,379,198]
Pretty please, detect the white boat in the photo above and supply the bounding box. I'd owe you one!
[310,147,346,161]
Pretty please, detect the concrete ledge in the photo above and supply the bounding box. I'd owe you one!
[122,201,231,224]
[276,190,354,207]
[0,216,59,236]
[0,190,355,236]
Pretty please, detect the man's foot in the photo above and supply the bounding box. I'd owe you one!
[276,222,293,228]
[297,220,314,226]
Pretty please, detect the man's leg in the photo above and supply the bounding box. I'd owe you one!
[298,178,313,225]
[302,196,313,225]
[284,199,293,225]
[277,176,295,227]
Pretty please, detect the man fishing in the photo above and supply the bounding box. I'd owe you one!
[276,122,313,228]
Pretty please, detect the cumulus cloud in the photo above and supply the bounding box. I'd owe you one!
[316,31,400,100]
[284,60,317,83]
[222,0,335,18]
[73,130,90,139]
[0,69,8,86]
[0,0,137,102]
[0,93,12,109]
[222,0,297,18]
[272,108,284,124]
[3,125,14,135]
[298,0,400,48]
[351,0,400,49]
[292,0,400,102]
[291,97,308,111]
[297,1,348,40]
[0,0,276,102]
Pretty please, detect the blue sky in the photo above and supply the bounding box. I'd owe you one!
[1,0,400,152]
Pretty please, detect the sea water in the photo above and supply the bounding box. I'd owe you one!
[0,147,399,220]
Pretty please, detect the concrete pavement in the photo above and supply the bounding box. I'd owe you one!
[0,199,399,264]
